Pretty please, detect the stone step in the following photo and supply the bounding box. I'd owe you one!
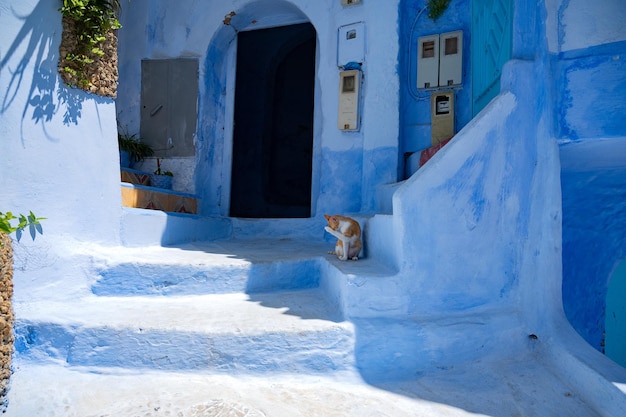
[14,289,356,376]
[87,238,397,296]
[88,238,333,296]
[14,286,531,383]
[121,182,198,214]
[121,167,153,186]
[121,165,198,214]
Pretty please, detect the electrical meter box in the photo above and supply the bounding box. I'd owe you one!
[439,30,463,86]
[338,22,365,66]
[417,30,463,88]
[417,34,440,89]
[338,69,361,131]
[431,91,455,145]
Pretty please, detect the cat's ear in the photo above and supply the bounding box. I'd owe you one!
[324,214,331,221]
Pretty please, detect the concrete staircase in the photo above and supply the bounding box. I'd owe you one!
[13,233,410,377]
[13,239,359,377]
[7,217,621,416]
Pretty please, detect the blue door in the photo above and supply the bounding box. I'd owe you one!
[472,0,514,116]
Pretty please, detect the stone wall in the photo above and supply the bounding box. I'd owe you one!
[59,16,119,97]
[0,233,13,411]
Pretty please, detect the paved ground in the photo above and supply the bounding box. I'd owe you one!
[6,354,599,417]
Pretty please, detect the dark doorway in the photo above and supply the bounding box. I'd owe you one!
[230,23,316,218]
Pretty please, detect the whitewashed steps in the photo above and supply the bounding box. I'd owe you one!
[88,238,396,298]
[14,289,356,375]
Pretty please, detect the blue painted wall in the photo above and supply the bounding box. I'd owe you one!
[555,41,626,140]
[553,3,626,353]
[398,0,472,179]
[117,0,401,218]
[560,138,626,352]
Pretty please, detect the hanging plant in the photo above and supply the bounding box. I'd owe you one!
[428,0,451,21]
[58,0,122,96]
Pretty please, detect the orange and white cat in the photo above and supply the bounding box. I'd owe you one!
[324,214,362,261]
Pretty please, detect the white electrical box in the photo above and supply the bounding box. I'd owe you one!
[417,34,440,89]
[431,91,455,145]
[439,30,463,86]
[338,22,365,66]
[341,0,361,5]
[338,69,361,131]
[417,30,463,88]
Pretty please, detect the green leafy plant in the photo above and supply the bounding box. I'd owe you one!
[427,0,450,21]
[153,158,173,177]
[59,0,123,88]
[118,132,154,163]
[0,212,46,243]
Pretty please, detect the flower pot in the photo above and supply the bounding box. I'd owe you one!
[149,174,173,190]
[119,150,131,168]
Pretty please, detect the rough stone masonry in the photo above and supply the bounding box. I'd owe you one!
[0,233,14,411]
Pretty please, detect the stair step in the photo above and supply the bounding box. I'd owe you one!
[121,167,152,186]
[89,239,332,296]
[14,289,355,375]
[121,182,198,214]
[14,288,528,382]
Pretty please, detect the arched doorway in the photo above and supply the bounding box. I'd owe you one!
[230,22,316,218]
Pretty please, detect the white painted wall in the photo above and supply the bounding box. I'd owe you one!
[0,0,122,247]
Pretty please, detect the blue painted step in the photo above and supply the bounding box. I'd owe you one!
[14,290,355,376]
[89,239,330,296]
[92,258,321,295]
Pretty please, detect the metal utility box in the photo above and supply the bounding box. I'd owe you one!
[417,30,463,88]
[337,22,365,66]
[439,30,463,86]
[431,91,455,145]
[417,34,440,89]
[338,69,361,131]
[140,59,198,157]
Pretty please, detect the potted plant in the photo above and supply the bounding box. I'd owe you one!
[118,132,154,168]
[149,158,173,190]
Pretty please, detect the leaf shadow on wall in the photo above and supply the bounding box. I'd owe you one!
[1,2,85,144]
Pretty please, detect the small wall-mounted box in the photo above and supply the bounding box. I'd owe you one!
[439,30,463,86]
[416,30,463,89]
[338,69,361,131]
[417,34,440,89]
[341,0,362,6]
[431,91,455,145]
[338,22,365,66]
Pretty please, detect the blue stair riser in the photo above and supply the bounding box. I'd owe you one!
[14,313,530,381]
[14,322,356,374]
[92,259,321,296]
